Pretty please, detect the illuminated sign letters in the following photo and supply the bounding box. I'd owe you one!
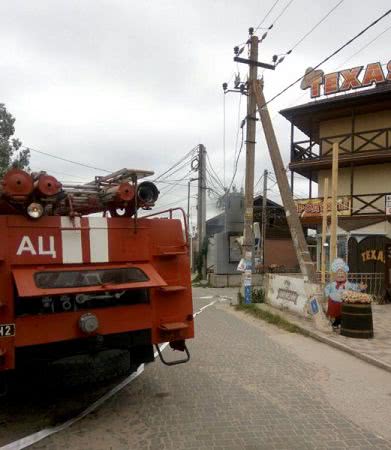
[301,60,391,98]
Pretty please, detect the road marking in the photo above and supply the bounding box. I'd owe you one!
[0,295,229,450]
[193,300,217,317]
[193,295,230,317]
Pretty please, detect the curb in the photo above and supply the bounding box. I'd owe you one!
[255,303,391,374]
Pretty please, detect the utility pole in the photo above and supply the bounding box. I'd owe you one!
[241,33,258,303]
[187,176,198,274]
[197,144,207,280]
[187,180,191,228]
[234,28,276,304]
[253,79,317,283]
[260,169,268,266]
[187,177,198,229]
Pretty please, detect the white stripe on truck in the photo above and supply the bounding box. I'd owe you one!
[88,217,109,263]
[60,217,83,264]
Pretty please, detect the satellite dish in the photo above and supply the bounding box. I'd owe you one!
[300,67,324,90]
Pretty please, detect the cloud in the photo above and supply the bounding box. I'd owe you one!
[1,0,390,222]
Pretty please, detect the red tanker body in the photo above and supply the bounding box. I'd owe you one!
[0,168,193,392]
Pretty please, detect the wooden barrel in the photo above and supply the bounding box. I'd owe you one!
[341,303,374,338]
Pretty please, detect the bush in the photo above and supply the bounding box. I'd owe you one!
[252,288,265,303]
[237,288,265,304]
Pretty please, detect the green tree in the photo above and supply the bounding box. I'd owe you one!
[0,104,30,178]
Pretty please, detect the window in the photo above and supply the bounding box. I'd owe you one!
[35,268,149,289]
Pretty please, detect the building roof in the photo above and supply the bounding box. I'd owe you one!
[253,194,283,209]
[206,195,283,227]
[279,83,391,141]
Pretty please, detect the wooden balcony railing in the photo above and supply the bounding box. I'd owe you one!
[351,193,388,216]
[295,193,389,217]
[291,126,391,162]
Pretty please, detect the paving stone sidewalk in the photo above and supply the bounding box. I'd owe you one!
[28,290,391,449]
[257,303,391,373]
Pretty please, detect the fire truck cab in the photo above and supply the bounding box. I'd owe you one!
[0,168,194,393]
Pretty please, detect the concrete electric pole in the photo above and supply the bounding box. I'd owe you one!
[234,29,276,303]
[197,144,207,280]
[187,177,198,229]
[260,169,268,266]
[241,33,259,302]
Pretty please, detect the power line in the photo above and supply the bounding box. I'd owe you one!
[157,155,195,183]
[155,180,190,188]
[262,8,391,109]
[30,167,89,181]
[268,0,295,28]
[227,126,245,192]
[335,23,391,69]
[254,173,264,190]
[269,22,391,127]
[158,170,194,200]
[156,176,196,183]
[205,169,224,194]
[153,145,198,182]
[288,0,345,53]
[145,195,190,212]
[206,153,225,190]
[255,0,281,32]
[25,145,111,173]
[205,169,224,196]
[232,94,243,175]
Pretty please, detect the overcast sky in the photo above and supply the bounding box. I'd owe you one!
[2,0,390,227]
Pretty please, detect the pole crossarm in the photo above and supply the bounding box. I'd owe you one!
[233,56,276,70]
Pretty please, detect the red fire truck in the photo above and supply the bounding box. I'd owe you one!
[0,168,193,393]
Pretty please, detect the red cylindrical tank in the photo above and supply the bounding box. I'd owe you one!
[115,182,135,202]
[34,174,62,197]
[104,182,135,203]
[1,169,34,200]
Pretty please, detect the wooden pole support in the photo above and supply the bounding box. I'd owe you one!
[330,143,339,269]
[321,177,329,285]
[252,79,316,283]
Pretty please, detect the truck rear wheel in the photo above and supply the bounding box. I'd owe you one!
[49,349,131,390]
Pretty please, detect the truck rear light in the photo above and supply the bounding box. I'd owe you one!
[27,202,44,219]
[0,349,6,365]
[159,322,188,340]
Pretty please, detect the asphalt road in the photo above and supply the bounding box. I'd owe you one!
[2,287,391,449]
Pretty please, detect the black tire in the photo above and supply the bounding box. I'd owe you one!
[49,349,131,390]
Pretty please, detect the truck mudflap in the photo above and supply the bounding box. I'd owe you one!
[155,340,190,366]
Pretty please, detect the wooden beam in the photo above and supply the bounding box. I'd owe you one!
[330,143,339,267]
[252,80,316,283]
[233,56,275,70]
[321,177,329,285]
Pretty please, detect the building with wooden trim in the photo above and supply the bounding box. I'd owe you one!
[280,83,391,282]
